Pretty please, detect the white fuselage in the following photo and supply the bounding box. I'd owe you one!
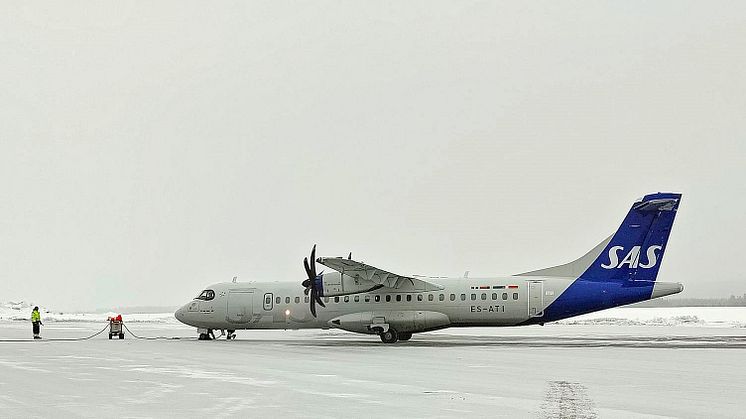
[175,276,574,333]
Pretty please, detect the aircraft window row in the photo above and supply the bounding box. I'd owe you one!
[269,292,521,306]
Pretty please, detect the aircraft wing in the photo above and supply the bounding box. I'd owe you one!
[316,257,444,292]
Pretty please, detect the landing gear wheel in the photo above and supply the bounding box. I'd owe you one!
[380,329,399,344]
[119,333,124,339]
[397,332,412,341]
[198,333,208,340]
[226,330,236,340]
[109,333,112,340]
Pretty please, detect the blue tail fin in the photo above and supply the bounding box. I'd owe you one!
[522,192,683,323]
[580,192,681,283]
[518,192,682,282]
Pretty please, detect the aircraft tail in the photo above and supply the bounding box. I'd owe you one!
[519,192,682,283]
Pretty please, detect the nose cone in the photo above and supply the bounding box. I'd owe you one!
[174,305,187,324]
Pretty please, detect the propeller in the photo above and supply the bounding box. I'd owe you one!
[302,245,326,317]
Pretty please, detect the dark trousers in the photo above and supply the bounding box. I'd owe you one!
[32,321,40,335]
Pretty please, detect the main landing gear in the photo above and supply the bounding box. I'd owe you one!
[380,329,398,343]
[226,330,236,340]
[378,329,414,344]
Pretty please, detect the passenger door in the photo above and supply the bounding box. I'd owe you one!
[226,290,254,324]
[527,281,544,317]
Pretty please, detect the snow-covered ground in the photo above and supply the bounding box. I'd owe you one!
[1,307,745,418]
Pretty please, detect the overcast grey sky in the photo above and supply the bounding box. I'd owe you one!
[1,2,744,311]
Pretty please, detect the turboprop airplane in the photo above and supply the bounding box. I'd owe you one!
[175,192,684,343]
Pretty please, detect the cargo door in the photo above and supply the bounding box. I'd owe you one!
[226,290,254,324]
[527,281,544,317]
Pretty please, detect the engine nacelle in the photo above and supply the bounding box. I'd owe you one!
[328,310,451,334]
[319,272,381,297]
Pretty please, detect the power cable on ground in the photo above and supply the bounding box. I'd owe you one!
[0,322,195,342]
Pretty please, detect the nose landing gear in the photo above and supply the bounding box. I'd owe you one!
[197,328,216,340]
[197,328,237,340]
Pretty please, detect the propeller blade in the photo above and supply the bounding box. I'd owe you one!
[310,296,317,317]
[314,292,326,308]
[303,257,312,279]
[310,245,317,278]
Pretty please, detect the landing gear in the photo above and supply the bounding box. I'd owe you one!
[198,329,215,340]
[380,329,398,344]
[226,330,236,340]
[397,332,412,341]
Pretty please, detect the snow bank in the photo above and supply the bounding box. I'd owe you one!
[0,301,176,324]
[558,307,746,328]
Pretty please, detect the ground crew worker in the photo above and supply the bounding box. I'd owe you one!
[31,306,42,339]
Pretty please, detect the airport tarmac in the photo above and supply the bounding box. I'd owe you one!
[1,319,745,418]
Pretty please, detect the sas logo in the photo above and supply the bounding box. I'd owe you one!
[601,245,662,269]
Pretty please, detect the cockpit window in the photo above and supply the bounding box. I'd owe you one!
[195,290,215,301]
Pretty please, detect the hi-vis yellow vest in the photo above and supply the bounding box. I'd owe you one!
[31,310,40,322]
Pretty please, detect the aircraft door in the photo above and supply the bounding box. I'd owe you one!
[226,290,254,324]
[528,281,544,317]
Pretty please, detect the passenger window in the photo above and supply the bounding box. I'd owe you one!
[492,293,497,300]
[365,295,370,302]
[481,293,487,301]
[334,296,340,303]
[354,295,360,302]
[471,294,476,301]
[460,294,466,301]
[513,293,519,300]
[324,297,330,303]
[344,296,349,303]
[304,296,309,303]
[439,294,445,301]
[386,295,391,302]
[276,296,281,304]
[417,294,423,301]
[396,295,402,302]
[285,297,290,304]
[295,297,300,304]
[502,293,508,300]
[374,295,381,302]
[450,294,455,301]
[406,295,412,302]
[428,294,434,301]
